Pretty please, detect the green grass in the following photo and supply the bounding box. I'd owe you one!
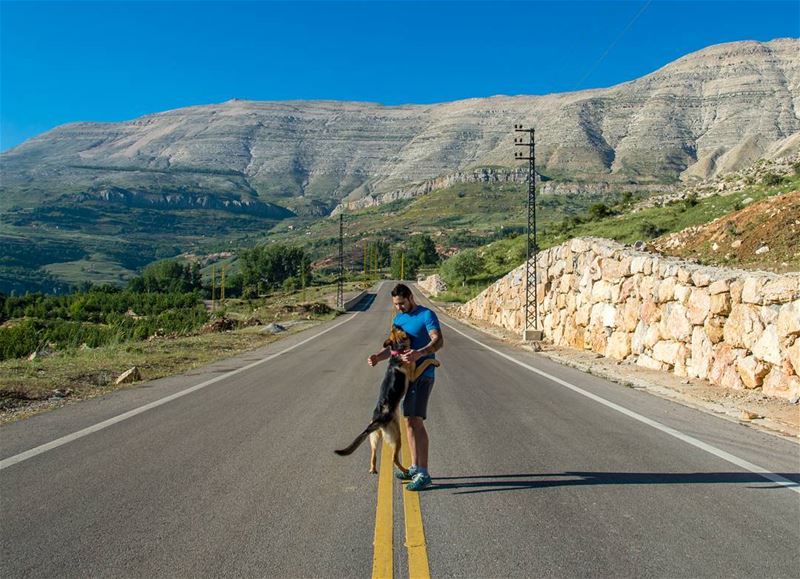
[0,282,356,422]
[430,174,800,302]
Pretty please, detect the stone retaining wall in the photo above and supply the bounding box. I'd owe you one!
[455,238,800,399]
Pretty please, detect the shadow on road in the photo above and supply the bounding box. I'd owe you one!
[348,292,377,312]
[425,472,800,494]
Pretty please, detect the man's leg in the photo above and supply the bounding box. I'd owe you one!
[406,417,429,469]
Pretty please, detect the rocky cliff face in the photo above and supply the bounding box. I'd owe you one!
[2,39,799,214]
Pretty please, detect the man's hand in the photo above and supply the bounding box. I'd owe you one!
[400,349,423,363]
[367,354,380,367]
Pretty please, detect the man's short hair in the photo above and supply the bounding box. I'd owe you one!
[391,283,413,299]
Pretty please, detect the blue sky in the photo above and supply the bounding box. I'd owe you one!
[1,0,798,151]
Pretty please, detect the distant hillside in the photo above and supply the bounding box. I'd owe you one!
[1,38,799,294]
[2,38,798,215]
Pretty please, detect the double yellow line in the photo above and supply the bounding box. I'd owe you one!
[372,418,431,579]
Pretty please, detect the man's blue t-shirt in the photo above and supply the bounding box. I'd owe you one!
[393,305,441,379]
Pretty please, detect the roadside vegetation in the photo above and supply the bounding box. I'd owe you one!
[0,243,364,422]
[432,169,800,303]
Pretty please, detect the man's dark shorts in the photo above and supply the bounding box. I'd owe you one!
[403,376,435,420]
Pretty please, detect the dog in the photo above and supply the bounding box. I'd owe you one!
[335,325,440,474]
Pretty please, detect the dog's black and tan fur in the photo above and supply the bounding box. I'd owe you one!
[335,326,439,473]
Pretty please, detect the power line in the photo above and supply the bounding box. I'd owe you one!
[573,0,653,91]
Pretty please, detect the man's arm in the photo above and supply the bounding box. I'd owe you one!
[368,346,391,367]
[401,329,443,363]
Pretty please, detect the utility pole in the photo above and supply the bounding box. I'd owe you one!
[337,213,344,310]
[514,124,542,342]
[210,264,216,311]
[220,263,225,305]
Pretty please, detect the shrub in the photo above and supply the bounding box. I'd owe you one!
[639,221,667,239]
[439,249,485,287]
[761,173,784,187]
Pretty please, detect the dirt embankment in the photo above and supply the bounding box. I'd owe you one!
[652,191,800,273]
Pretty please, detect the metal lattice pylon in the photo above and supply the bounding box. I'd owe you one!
[337,213,344,310]
[514,124,542,341]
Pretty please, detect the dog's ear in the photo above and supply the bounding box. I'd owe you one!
[383,337,393,348]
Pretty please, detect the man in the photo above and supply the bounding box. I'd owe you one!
[367,283,444,491]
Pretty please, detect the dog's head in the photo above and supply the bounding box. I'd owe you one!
[383,325,411,354]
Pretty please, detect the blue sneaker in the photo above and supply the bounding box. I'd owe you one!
[406,472,432,491]
[395,466,417,481]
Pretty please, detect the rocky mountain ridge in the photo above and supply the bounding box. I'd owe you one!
[2,38,799,216]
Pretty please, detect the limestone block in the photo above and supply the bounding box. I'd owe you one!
[736,356,769,388]
[709,292,732,315]
[632,320,647,355]
[657,277,676,303]
[549,260,565,279]
[618,257,633,277]
[786,337,800,376]
[637,354,666,371]
[777,300,800,338]
[723,304,764,349]
[592,240,615,258]
[576,304,591,326]
[640,300,660,324]
[631,256,646,274]
[579,267,593,290]
[570,238,590,254]
[674,344,689,377]
[590,259,603,281]
[761,277,800,305]
[762,367,800,400]
[689,326,713,379]
[677,267,692,284]
[688,288,711,325]
[691,270,712,287]
[640,276,657,300]
[591,280,613,303]
[665,303,692,342]
[741,277,765,305]
[751,325,782,366]
[658,262,678,279]
[565,322,585,350]
[674,284,691,305]
[563,249,574,274]
[645,324,662,348]
[709,344,746,389]
[704,315,726,344]
[589,326,610,354]
[730,280,744,304]
[708,279,730,295]
[652,340,681,365]
[760,305,780,326]
[606,331,631,361]
[619,275,639,303]
[600,258,624,281]
[620,300,640,332]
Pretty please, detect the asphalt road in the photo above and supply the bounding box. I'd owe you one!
[2,282,799,578]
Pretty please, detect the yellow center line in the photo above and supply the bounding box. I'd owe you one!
[373,440,394,579]
[401,418,431,579]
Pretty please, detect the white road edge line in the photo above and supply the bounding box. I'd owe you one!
[441,319,800,494]
[0,313,360,471]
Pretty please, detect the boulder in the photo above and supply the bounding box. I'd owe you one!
[736,356,769,389]
[115,367,141,385]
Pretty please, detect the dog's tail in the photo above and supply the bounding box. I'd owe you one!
[334,420,381,456]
